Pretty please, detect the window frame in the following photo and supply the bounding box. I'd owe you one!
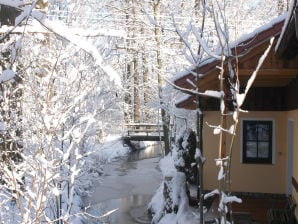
[241,119,274,164]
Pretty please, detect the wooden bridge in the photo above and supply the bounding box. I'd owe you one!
[122,123,165,142]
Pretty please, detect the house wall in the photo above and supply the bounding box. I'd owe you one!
[202,111,288,194]
[287,110,298,220]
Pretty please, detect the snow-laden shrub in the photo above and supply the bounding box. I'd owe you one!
[148,128,199,223]
[174,128,197,184]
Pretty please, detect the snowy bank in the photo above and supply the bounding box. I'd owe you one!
[93,135,130,163]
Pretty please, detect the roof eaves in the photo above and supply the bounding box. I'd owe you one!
[275,0,296,56]
[173,14,286,87]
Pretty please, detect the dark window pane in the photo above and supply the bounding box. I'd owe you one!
[258,124,270,141]
[246,142,257,158]
[246,124,257,141]
[258,142,269,158]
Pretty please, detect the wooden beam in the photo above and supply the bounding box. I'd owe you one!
[239,79,292,87]
[239,69,298,76]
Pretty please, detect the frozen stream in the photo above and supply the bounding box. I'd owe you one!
[83,144,163,224]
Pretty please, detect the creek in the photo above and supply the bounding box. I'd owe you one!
[83,143,163,224]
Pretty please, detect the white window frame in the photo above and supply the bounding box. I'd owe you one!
[240,118,275,164]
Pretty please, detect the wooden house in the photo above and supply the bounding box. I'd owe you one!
[174,4,298,221]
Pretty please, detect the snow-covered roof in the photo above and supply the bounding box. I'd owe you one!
[175,93,194,108]
[275,0,298,56]
[174,14,288,109]
[231,13,287,51]
[172,13,287,84]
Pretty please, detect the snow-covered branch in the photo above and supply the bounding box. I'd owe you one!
[236,37,275,107]
[30,11,121,86]
[165,77,224,99]
[206,122,235,135]
[192,25,221,60]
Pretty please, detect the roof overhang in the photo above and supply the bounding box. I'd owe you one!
[174,14,292,110]
[275,0,298,58]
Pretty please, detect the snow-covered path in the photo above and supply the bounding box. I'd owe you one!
[83,145,163,223]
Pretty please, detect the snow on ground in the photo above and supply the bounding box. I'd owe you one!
[94,135,130,163]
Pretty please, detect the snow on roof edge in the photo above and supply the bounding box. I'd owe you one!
[171,65,196,82]
[275,0,296,52]
[175,93,192,107]
[172,13,287,83]
[230,13,287,49]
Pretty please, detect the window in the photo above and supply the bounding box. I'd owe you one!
[242,120,273,164]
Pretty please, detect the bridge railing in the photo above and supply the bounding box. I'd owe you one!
[124,123,163,136]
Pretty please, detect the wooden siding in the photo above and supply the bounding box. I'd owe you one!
[232,79,298,111]
[0,5,21,26]
[242,86,286,111]
[178,78,298,111]
[285,76,298,110]
[175,50,298,111]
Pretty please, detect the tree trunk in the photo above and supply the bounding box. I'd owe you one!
[124,63,132,123]
[133,58,141,123]
[196,1,206,222]
[154,1,170,155]
[196,96,204,224]
[140,21,150,122]
[130,0,141,123]
[142,51,150,122]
